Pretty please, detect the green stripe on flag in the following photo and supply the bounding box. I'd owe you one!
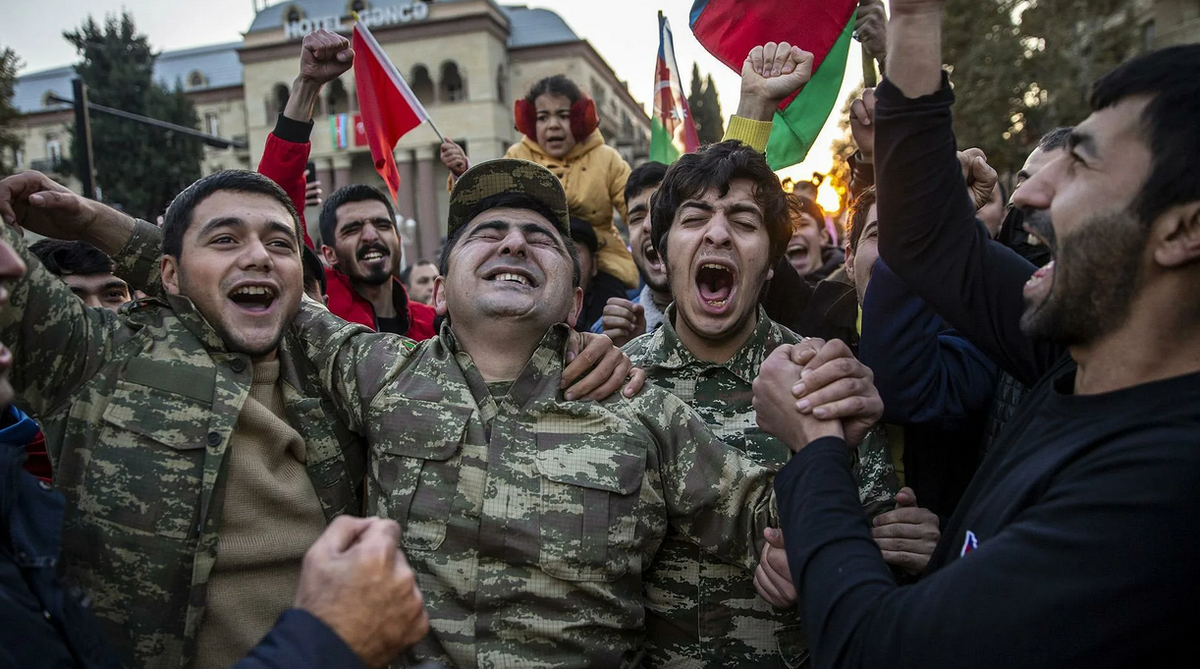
[650,117,684,164]
[765,17,855,170]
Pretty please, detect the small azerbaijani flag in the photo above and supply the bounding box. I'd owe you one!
[690,0,857,170]
[352,17,431,203]
[649,12,700,165]
[330,113,350,149]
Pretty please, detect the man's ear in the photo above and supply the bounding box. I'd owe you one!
[320,244,338,268]
[565,286,584,328]
[160,255,181,295]
[432,275,449,316]
[843,243,855,276]
[1153,201,1200,269]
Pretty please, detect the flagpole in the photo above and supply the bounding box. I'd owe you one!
[425,118,448,145]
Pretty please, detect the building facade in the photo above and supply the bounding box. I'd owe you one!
[11,0,651,258]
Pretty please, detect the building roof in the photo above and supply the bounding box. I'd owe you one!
[12,41,243,114]
[14,2,579,114]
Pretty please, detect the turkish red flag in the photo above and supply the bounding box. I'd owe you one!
[352,20,429,203]
[353,113,367,147]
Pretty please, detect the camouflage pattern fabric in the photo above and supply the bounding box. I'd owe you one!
[447,158,571,236]
[625,305,897,669]
[289,303,781,669]
[0,223,365,669]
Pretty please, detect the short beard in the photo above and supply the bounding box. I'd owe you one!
[1020,207,1146,346]
[349,265,393,286]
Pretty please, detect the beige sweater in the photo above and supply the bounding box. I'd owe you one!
[194,360,328,668]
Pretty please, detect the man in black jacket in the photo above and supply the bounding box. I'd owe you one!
[751,1,1200,666]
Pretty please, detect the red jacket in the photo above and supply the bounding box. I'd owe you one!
[257,114,435,340]
[324,268,436,340]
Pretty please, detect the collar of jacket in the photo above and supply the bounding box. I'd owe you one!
[124,293,239,355]
[642,304,784,385]
[324,268,413,333]
[519,129,606,164]
[440,321,571,410]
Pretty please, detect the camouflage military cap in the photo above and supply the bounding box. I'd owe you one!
[447,159,570,237]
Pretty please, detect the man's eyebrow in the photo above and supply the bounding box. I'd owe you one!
[99,280,129,292]
[628,202,649,215]
[725,202,762,217]
[679,200,715,213]
[197,217,244,237]
[1068,129,1097,158]
[1016,169,1031,181]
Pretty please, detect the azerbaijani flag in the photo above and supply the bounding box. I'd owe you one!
[690,0,856,170]
[330,113,350,149]
[650,12,700,164]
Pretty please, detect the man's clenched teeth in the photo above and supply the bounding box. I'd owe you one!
[493,272,530,286]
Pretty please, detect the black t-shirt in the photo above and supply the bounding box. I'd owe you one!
[375,315,406,336]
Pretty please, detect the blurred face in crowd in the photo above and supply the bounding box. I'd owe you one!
[325,199,400,286]
[406,262,439,305]
[435,207,582,334]
[162,190,303,361]
[1014,97,1152,346]
[664,178,774,353]
[535,93,577,159]
[845,203,880,306]
[786,209,828,277]
[62,272,131,312]
[0,239,26,407]
[628,184,670,295]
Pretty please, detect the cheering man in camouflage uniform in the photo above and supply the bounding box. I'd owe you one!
[623,140,899,668]
[281,159,883,668]
[0,168,633,669]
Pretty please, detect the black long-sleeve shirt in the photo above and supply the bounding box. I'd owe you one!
[776,77,1200,669]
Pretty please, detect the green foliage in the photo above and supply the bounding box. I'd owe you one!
[942,0,1138,174]
[687,63,725,145]
[0,46,23,177]
[64,11,203,219]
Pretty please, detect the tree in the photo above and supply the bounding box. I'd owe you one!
[0,46,23,177]
[64,12,203,219]
[941,0,1137,174]
[687,63,725,145]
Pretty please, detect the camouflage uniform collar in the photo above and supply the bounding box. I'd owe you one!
[441,322,571,410]
[162,293,239,355]
[648,304,784,385]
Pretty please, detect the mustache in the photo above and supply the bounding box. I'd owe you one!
[356,243,390,261]
[1022,208,1056,251]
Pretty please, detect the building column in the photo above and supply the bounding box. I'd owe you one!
[414,145,440,260]
[332,155,353,191]
[396,153,416,222]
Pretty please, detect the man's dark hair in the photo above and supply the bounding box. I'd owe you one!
[29,239,114,277]
[1089,45,1200,226]
[438,191,580,288]
[1037,127,1073,152]
[846,188,878,254]
[569,217,598,255]
[786,192,825,233]
[319,184,397,247]
[162,170,300,258]
[650,140,790,266]
[524,74,583,106]
[624,161,668,204]
[301,245,327,296]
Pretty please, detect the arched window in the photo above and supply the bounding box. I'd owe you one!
[410,65,435,105]
[285,5,303,23]
[496,65,507,103]
[326,78,349,115]
[440,61,466,103]
[267,82,290,120]
[187,70,207,89]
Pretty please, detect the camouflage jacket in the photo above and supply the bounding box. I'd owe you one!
[289,303,780,669]
[625,306,897,669]
[0,224,366,669]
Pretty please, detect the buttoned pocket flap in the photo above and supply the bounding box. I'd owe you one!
[101,380,210,450]
[535,438,646,495]
[373,399,473,461]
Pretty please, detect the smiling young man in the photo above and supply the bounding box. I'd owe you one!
[752,0,1200,664]
[0,170,375,668]
[622,140,896,669]
[273,157,883,668]
[29,239,131,312]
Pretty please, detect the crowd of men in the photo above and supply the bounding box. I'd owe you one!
[1,0,1198,667]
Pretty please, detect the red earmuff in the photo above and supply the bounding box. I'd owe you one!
[569,97,599,142]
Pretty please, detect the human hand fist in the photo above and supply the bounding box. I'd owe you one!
[957,148,999,212]
[439,140,470,178]
[754,528,796,608]
[871,487,940,575]
[0,171,100,240]
[788,338,883,446]
[298,29,353,85]
[754,343,845,452]
[601,297,646,348]
[294,516,428,668]
[849,88,877,164]
[738,42,815,121]
[854,0,889,65]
